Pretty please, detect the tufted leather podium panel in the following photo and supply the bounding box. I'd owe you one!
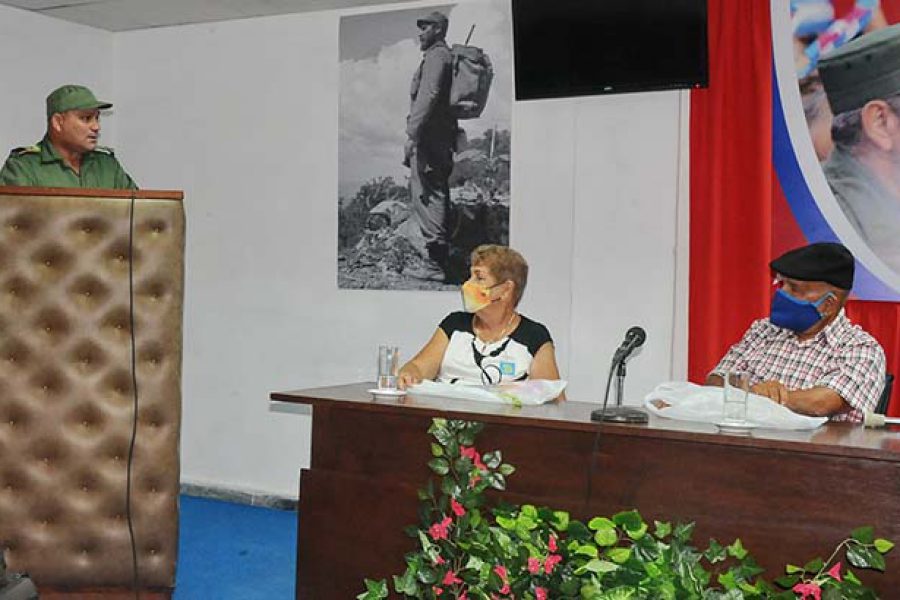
[0,187,184,597]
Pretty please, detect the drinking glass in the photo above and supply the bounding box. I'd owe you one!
[723,370,750,424]
[377,345,399,390]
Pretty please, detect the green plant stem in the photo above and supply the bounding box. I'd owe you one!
[813,538,852,581]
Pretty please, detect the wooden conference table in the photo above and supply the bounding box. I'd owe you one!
[270,383,900,599]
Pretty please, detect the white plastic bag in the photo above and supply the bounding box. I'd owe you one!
[644,381,827,430]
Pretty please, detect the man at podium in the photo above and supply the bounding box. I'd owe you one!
[0,84,137,189]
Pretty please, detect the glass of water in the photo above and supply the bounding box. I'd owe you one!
[723,370,750,424]
[377,345,399,390]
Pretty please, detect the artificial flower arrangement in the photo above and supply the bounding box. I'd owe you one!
[359,419,894,600]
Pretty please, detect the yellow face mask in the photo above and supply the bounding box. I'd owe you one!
[461,279,502,313]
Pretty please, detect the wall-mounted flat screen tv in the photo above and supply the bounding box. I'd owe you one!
[512,0,709,100]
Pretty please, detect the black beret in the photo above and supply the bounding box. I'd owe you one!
[769,242,855,290]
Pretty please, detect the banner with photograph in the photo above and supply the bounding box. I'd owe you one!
[772,0,900,300]
[337,1,513,290]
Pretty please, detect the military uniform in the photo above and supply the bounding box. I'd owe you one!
[0,84,137,190]
[407,27,458,274]
[0,137,137,190]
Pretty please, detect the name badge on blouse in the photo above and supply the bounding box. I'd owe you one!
[500,361,516,376]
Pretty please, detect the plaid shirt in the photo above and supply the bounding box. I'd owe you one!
[711,311,885,423]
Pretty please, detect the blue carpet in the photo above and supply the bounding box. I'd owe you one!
[174,495,297,599]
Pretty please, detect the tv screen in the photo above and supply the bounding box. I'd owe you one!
[512,0,709,100]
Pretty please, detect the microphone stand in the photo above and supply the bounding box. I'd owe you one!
[591,355,649,424]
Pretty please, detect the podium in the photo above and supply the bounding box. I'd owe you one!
[0,186,184,598]
[271,382,900,599]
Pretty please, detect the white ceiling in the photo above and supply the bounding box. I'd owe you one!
[0,0,416,31]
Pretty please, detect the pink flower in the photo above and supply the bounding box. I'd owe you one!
[442,570,462,586]
[792,582,822,600]
[548,535,558,553]
[429,516,453,541]
[535,587,548,600]
[544,553,562,574]
[433,586,443,596]
[527,557,542,574]
[459,592,468,600]
[451,498,466,517]
[826,562,843,582]
[493,564,510,594]
[460,445,487,470]
[434,555,446,565]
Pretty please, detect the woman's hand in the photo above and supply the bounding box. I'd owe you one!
[398,364,422,390]
[397,328,449,390]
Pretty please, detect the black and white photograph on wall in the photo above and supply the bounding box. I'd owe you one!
[338,0,513,290]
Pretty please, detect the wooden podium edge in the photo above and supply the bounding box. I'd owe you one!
[0,185,183,200]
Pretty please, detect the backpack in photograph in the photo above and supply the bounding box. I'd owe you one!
[450,25,494,119]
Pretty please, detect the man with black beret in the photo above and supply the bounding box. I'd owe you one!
[706,242,885,423]
[818,24,900,271]
[0,84,137,189]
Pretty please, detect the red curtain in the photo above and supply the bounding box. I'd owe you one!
[688,0,773,384]
[689,0,899,417]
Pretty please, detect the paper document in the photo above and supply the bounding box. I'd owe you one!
[409,379,566,406]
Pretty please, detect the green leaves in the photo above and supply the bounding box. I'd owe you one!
[357,578,388,599]
[393,570,418,596]
[654,521,672,540]
[594,527,618,547]
[851,526,875,545]
[574,558,619,575]
[704,540,726,564]
[589,517,616,531]
[363,417,896,600]
[606,547,631,564]
[428,458,449,475]
[550,510,569,532]
[847,544,886,571]
[727,539,748,561]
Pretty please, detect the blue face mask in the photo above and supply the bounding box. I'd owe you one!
[769,288,834,332]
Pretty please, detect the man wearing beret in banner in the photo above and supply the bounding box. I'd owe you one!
[706,243,885,423]
[819,24,900,271]
[0,84,137,189]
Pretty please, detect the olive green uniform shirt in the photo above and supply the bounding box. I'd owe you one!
[0,137,137,189]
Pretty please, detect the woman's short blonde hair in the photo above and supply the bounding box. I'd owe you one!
[470,244,529,306]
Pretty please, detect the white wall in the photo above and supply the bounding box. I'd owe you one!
[5,1,689,498]
[0,5,113,151]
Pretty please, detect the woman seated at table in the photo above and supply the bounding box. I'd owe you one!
[398,245,563,397]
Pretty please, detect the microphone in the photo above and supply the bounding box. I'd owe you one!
[613,326,646,363]
[863,411,900,428]
[591,326,649,424]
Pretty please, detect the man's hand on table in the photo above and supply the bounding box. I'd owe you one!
[751,380,792,408]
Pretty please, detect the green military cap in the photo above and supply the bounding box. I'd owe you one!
[818,23,900,114]
[46,84,112,119]
[416,10,448,29]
